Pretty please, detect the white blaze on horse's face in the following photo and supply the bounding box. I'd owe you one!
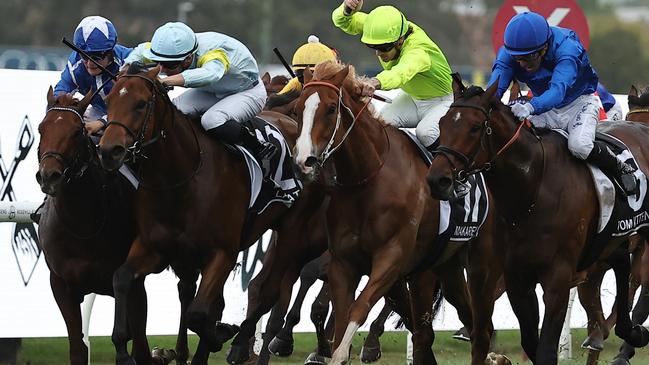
[119,87,128,97]
[295,92,321,174]
[453,112,461,122]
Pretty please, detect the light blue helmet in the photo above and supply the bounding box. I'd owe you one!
[503,12,551,56]
[143,22,198,61]
[73,16,118,52]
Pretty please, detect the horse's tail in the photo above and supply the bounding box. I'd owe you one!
[430,278,444,320]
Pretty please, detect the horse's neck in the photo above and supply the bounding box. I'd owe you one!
[486,123,544,218]
[55,165,107,219]
[332,110,387,183]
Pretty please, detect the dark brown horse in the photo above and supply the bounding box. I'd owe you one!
[292,62,503,365]
[426,76,649,364]
[261,72,289,96]
[37,89,183,365]
[98,64,302,364]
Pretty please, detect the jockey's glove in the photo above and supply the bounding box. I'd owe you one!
[510,101,534,120]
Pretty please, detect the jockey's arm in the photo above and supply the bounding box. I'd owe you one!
[180,59,226,88]
[53,57,79,96]
[529,58,578,114]
[375,49,430,91]
[123,42,150,66]
[332,2,367,36]
[487,48,515,99]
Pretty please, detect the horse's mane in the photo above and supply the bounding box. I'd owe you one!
[312,61,379,120]
[630,86,649,108]
[266,89,300,109]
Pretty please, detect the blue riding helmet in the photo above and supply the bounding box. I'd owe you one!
[143,22,198,62]
[73,16,118,52]
[503,12,550,56]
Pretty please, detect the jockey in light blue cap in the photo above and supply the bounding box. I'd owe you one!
[488,11,636,195]
[125,22,275,164]
[54,16,132,137]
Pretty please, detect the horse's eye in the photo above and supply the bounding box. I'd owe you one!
[327,105,336,115]
[470,124,481,133]
[135,100,147,110]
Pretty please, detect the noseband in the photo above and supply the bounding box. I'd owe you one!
[40,106,93,181]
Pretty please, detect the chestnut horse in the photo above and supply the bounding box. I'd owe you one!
[98,64,305,364]
[426,76,649,364]
[37,89,190,365]
[292,62,503,365]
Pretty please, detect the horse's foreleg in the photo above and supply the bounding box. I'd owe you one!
[328,256,361,365]
[505,270,539,362]
[537,267,573,365]
[187,249,239,353]
[610,249,649,348]
[408,269,440,365]
[577,264,608,354]
[112,237,165,365]
[127,278,152,365]
[50,273,87,365]
[311,282,333,358]
[173,268,199,365]
[360,301,392,363]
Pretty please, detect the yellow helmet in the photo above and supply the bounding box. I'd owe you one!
[291,35,337,71]
[361,6,409,45]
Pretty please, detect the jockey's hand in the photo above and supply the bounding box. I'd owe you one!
[343,0,363,14]
[84,120,105,135]
[360,78,381,97]
[510,101,534,120]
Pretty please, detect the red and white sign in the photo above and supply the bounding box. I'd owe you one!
[491,0,590,54]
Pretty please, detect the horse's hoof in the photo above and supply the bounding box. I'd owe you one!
[304,352,328,365]
[204,322,240,352]
[581,336,604,351]
[360,345,381,363]
[486,352,512,365]
[268,336,294,357]
[225,344,250,365]
[452,327,471,342]
[610,358,631,365]
[151,347,177,365]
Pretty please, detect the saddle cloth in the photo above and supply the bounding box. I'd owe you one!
[552,129,649,269]
[239,116,302,214]
[400,129,489,243]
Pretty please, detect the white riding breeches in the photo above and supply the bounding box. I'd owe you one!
[379,91,453,148]
[606,102,624,121]
[528,94,601,160]
[173,78,267,131]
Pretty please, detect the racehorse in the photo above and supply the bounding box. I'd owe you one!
[261,72,289,96]
[292,61,503,365]
[426,75,649,364]
[37,89,190,365]
[97,64,304,364]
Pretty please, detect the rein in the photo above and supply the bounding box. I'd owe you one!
[303,80,389,187]
[107,73,204,191]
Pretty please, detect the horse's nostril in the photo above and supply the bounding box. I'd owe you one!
[438,176,453,190]
[305,156,318,168]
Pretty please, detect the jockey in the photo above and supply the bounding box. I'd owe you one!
[124,22,275,164]
[488,11,636,194]
[332,0,453,153]
[276,35,338,95]
[54,16,132,136]
[597,82,624,121]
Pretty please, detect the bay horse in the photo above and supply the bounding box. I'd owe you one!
[292,61,504,365]
[261,72,289,96]
[36,89,190,365]
[97,64,300,364]
[426,75,649,364]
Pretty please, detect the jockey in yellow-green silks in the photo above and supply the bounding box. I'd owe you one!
[332,0,453,153]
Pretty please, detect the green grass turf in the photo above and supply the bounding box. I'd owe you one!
[16,329,649,364]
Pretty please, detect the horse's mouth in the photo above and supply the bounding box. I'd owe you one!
[99,145,127,172]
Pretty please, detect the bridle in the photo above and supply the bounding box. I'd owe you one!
[435,101,536,182]
[302,80,389,187]
[39,106,94,181]
[106,73,203,191]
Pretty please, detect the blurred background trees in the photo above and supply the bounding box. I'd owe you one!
[0,0,647,93]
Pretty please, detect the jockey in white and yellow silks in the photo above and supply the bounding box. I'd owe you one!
[277,35,338,96]
[125,22,276,163]
[332,1,453,151]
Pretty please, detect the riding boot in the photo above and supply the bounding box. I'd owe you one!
[586,141,637,195]
[205,120,277,165]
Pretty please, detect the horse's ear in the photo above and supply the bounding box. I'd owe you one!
[147,65,162,78]
[261,72,271,85]
[78,89,94,113]
[483,77,500,103]
[46,86,56,107]
[331,65,350,87]
[303,67,313,84]
[451,72,465,100]
[509,80,521,103]
[629,85,639,97]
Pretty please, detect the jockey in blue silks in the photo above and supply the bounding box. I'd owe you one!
[54,16,132,136]
[488,11,636,194]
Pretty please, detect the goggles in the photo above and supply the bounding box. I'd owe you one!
[366,42,397,53]
[82,50,111,62]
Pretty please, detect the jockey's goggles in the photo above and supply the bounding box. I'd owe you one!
[513,51,542,62]
[82,50,111,62]
[157,60,183,70]
[366,42,397,53]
